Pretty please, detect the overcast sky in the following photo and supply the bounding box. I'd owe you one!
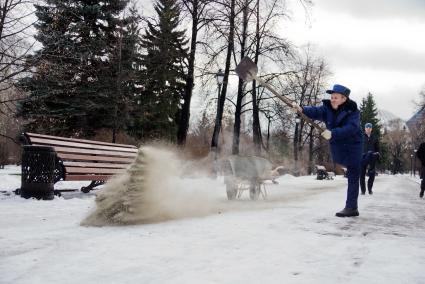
[282,0,425,120]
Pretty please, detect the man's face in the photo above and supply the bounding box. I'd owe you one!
[330,93,347,110]
[365,127,372,135]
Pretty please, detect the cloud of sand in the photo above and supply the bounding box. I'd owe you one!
[80,146,307,226]
[81,146,228,226]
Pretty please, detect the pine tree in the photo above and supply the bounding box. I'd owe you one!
[135,0,189,141]
[360,92,382,137]
[18,0,129,138]
[108,4,143,142]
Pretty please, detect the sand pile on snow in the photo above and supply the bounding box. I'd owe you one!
[81,146,223,226]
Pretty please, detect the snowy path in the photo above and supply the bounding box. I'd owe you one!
[1,171,424,284]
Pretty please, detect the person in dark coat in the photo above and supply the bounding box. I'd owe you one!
[360,123,380,195]
[294,84,363,217]
[416,142,425,198]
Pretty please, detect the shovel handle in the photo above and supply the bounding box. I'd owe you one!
[253,75,325,133]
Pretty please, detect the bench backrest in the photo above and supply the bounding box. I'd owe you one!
[23,132,138,181]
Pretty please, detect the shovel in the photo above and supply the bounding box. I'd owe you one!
[235,57,325,132]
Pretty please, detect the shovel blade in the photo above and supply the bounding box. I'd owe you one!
[235,57,258,82]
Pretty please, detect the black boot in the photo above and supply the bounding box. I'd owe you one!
[420,190,424,198]
[335,208,359,217]
[367,183,374,195]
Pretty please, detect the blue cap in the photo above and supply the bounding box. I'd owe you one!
[326,84,351,97]
[365,123,373,128]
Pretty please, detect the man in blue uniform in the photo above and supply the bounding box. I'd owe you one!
[416,142,425,198]
[294,84,363,217]
[360,123,380,195]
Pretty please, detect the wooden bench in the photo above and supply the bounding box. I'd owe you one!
[315,165,334,180]
[21,132,138,193]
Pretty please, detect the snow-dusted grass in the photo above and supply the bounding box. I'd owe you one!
[1,165,424,284]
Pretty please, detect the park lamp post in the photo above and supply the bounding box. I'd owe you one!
[414,149,417,177]
[212,68,225,150]
[295,116,301,124]
[295,116,301,142]
[212,68,225,146]
[294,115,301,163]
[216,69,224,97]
[411,154,414,176]
[211,69,225,176]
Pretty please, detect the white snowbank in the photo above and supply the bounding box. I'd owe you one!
[1,164,425,284]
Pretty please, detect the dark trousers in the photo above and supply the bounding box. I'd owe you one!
[421,166,425,196]
[360,155,376,193]
[346,164,361,209]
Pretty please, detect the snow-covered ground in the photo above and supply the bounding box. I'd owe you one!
[1,165,424,284]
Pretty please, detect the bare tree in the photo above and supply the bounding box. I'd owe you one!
[0,0,36,93]
[0,86,22,167]
[281,46,330,165]
[229,0,294,155]
[383,119,411,174]
[306,59,328,173]
[250,0,261,155]
[177,0,215,146]
[410,86,425,144]
[231,0,252,155]
[210,0,236,155]
[188,0,313,157]
[0,1,34,158]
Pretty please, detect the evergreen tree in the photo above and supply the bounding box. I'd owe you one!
[18,0,129,138]
[108,4,143,142]
[135,0,188,141]
[360,92,382,137]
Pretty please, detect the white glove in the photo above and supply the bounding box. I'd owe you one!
[321,130,332,140]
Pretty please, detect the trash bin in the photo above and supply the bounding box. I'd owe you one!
[20,145,56,200]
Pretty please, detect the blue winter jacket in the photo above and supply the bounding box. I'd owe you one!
[302,99,363,167]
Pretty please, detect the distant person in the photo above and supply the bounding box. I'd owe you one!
[416,142,425,198]
[360,123,380,195]
[294,84,363,217]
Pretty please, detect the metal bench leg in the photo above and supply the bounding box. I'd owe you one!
[81,181,105,193]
